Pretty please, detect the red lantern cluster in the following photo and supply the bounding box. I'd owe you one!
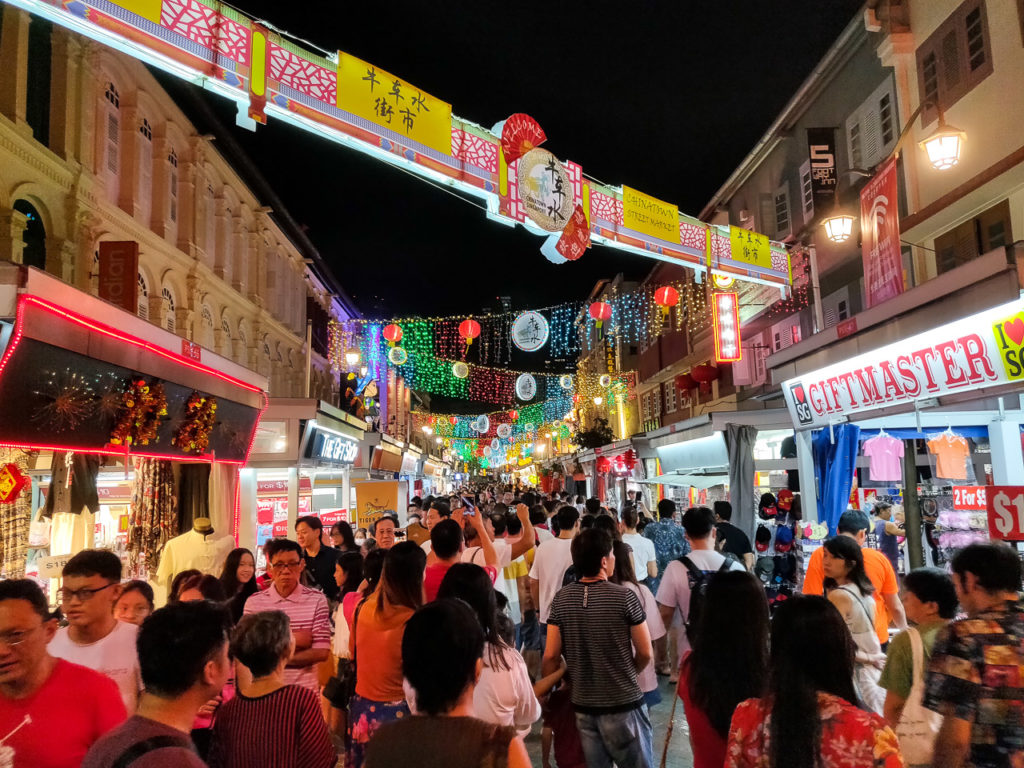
[596,456,612,474]
[621,449,637,471]
[691,363,721,394]
[675,373,695,391]
[459,318,481,346]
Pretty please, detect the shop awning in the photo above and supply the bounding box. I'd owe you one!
[655,433,729,474]
[645,467,729,488]
[0,270,266,463]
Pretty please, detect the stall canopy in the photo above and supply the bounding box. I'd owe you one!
[0,269,267,463]
[655,433,729,476]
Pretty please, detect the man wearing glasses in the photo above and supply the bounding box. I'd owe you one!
[0,579,125,767]
[243,538,331,692]
[48,550,142,712]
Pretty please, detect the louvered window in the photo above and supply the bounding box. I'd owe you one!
[916,1,992,124]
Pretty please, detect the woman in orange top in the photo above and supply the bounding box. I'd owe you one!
[347,541,425,768]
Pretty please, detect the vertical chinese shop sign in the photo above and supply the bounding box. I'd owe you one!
[860,158,904,308]
[336,52,453,156]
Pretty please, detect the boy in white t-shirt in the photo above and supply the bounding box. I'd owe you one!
[49,549,142,712]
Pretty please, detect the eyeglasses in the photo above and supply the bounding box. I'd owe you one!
[60,583,117,603]
[271,561,302,572]
[0,626,40,648]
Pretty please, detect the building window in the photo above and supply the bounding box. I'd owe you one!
[102,81,120,203]
[845,78,899,170]
[915,1,992,123]
[139,118,152,140]
[137,273,148,320]
[161,288,175,334]
[774,184,791,239]
[664,381,676,414]
[791,324,802,345]
[774,331,782,351]
[25,16,52,144]
[879,92,895,146]
[838,300,849,321]
[642,392,651,421]
[799,159,814,220]
[935,199,1013,274]
[168,149,178,222]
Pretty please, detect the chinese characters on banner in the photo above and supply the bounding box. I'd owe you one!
[556,204,590,260]
[336,52,452,155]
[621,186,678,241]
[806,127,837,213]
[860,157,904,308]
[517,148,575,232]
[728,226,773,270]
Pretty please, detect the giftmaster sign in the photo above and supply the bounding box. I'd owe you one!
[782,299,1024,430]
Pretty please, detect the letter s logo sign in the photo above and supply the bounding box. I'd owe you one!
[810,144,834,168]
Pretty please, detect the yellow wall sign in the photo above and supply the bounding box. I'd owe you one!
[353,480,400,530]
[337,52,452,156]
[622,186,679,241]
[109,0,163,23]
[729,226,773,270]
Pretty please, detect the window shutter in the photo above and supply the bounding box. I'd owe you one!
[916,1,992,122]
[799,160,814,221]
[774,184,791,239]
[965,5,987,71]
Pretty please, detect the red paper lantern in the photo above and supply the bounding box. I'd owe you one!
[459,318,481,346]
[691,363,721,394]
[382,323,403,346]
[596,456,612,474]
[622,448,637,471]
[588,301,612,334]
[449,416,458,426]
[509,410,518,421]
[654,286,679,309]
[675,373,696,391]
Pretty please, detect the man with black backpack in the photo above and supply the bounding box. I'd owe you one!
[656,507,745,660]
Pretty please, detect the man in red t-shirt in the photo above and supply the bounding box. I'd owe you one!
[0,580,125,768]
[423,519,464,601]
[803,509,907,646]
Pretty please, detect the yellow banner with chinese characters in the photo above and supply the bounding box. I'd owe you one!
[109,0,163,23]
[353,480,399,530]
[622,186,679,241]
[337,52,452,156]
[729,226,773,270]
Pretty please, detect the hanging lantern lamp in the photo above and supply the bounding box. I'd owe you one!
[459,318,481,346]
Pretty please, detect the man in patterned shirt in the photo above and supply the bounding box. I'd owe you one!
[924,542,1024,768]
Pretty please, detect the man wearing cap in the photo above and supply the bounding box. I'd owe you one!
[803,509,907,647]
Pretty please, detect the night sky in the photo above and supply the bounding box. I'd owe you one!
[174,1,863,318]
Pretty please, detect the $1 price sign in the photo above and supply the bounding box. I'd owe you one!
[987,487,1024,540]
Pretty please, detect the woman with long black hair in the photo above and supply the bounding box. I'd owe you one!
[436,563,540,735]
[822,535,887,714]
[680,570,767,768]
[725,595,902,768]
[220,548,258,624]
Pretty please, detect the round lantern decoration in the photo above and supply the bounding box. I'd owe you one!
[382,323,403,347]
[490,438,500,451]
[452,361,469,379]
[524,422,536,434]
[515,374,538,401]
[588,301,612,331]
[458,318,481,346]
[559,374,573,390]
[483,446,492,458]
[675,373,696,391]
[654,286,679,316]
[509,410,519,422]
[691,363,721,394]
[476,414,490,433]
[598,374,612,388]
[511,311,549,352]
[387,346,408,365]
[497,423,512,439]
[449,416,458,426]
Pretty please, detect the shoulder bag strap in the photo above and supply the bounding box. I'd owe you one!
[111,736,193,768]
[837,585,873,625]
[679,556,704,585]
[907,626,924,682]
[351,598,366,677]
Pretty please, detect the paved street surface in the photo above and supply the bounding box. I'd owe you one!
[524,675,694,768]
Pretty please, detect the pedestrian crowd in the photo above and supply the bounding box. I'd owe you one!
[1,488,1022,768]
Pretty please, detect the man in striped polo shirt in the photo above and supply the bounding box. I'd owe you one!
[243,538,331,692]
[543,528,655,768]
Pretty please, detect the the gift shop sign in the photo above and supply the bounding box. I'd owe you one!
[783,299,1024,430]
[306,427,359,466]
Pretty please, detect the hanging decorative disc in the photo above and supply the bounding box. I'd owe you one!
[476,414,490,433]
[524,422,536,434]
[515,373,538,401]
[559,374,573,390]
[497,423,512,439]
[599,374,612,387]
[483,446,492,457]
[452,361,469,379]
[511,311,550,352]
[388,346,408,366]
[490,438,500,450]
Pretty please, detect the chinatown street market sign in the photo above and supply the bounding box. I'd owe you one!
[7,0,791,292]
[782,298,1024,430]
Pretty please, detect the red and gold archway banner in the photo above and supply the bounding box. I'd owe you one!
[9,0,790,290]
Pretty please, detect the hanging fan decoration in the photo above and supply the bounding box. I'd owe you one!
[497,423,512,439]
[388,346,408,365]
[452,361,469,379]
[511,311,549,352]
[477,414,490,433]
[500,113,547,165]
[459,318,481,347]
[515,373,538,401]
[559,374,573,390]
[490,438,500,451]
[382,323,403,347]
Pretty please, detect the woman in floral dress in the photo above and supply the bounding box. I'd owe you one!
[726,595,903,768]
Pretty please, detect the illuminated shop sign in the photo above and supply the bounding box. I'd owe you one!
[307,428,359,465]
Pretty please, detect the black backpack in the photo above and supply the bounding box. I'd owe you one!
[679,555,732,640]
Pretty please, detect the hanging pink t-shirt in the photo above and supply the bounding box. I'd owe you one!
[862,435,904,482]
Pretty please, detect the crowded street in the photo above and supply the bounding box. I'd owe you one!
[2,1,1024,767]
